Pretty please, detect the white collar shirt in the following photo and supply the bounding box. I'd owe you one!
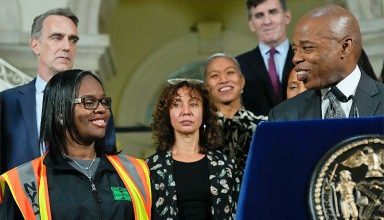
[35,75,47,154]
[320,65,361,118]
[259,39,290,82]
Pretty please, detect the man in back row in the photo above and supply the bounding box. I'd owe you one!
[0,8,116,173]
[268,4,384,120]
[237,0,294,116]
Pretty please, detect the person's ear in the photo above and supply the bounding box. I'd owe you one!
[285,10,292,25]
[341,37,353,59]
[240,74,245,90]
[30,38,40,56]
[248,19,254,32]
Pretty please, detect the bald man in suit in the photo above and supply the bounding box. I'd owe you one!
[268,4,384,121]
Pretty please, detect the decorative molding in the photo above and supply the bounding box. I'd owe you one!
[345,0,384,78]
[346,0,384,20]
[324,0,384,77]
[0,0,21,32]
[0,58,32,91]
[0,0,117,82]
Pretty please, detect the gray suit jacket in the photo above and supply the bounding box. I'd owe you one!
[268,71,384,121]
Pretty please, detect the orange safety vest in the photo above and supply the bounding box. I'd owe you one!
[0,153,151,220]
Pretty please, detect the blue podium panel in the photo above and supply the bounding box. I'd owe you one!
[236,117,384,220]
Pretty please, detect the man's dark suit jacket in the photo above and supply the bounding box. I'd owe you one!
[236,45,294,116]
[268,71,384,121]
[0,79,116,173]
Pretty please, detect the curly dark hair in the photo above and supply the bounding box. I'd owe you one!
[152,81,222,153]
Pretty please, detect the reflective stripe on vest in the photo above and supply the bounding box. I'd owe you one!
[0,157,51,220]
[106,154,152,220]
[0,153,151,220]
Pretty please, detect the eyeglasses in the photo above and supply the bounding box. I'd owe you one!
[73,97,112,110]
[167,78,203,85]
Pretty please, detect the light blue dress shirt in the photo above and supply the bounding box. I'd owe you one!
[259,39,290,82]
[35,75,47,155]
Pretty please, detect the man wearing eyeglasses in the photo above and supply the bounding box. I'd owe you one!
[0,8,116,173]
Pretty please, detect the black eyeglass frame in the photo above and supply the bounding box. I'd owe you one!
[73,96,112,110]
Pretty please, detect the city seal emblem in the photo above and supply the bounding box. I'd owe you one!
[309,135,384,220]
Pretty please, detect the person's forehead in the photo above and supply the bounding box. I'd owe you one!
[209,57,236,67]
[43,15,72,25]
[41,15,77,32]
[294,18,326,39]
[175,87,201,98]
[252,0,282,12]
[78,76,102,92]
[288,70,297,81]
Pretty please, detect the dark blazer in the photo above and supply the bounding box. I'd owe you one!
[0,79,116,173]
[268,71,384,121]
[236,45,294,116]
[146,150,241,220]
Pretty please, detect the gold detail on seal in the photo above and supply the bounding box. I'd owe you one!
[310,136,384,220]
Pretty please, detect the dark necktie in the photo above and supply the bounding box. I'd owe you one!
[324,86,355,118]
[268,48,281,95]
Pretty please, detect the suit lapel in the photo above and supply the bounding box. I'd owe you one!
[251,46,294,104]
[301,90,322,119]
[252,47,278,105]
[18,80,39,153]
[354,71,380,116]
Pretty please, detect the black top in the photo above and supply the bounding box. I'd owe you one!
[173,156,212,220]
[147,150,241,220]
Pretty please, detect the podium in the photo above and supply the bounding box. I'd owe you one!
[236,117,384,220]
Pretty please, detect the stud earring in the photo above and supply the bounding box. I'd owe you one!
[57,114,64,125]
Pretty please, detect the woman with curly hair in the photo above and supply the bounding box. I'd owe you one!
[146,78,241,220]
